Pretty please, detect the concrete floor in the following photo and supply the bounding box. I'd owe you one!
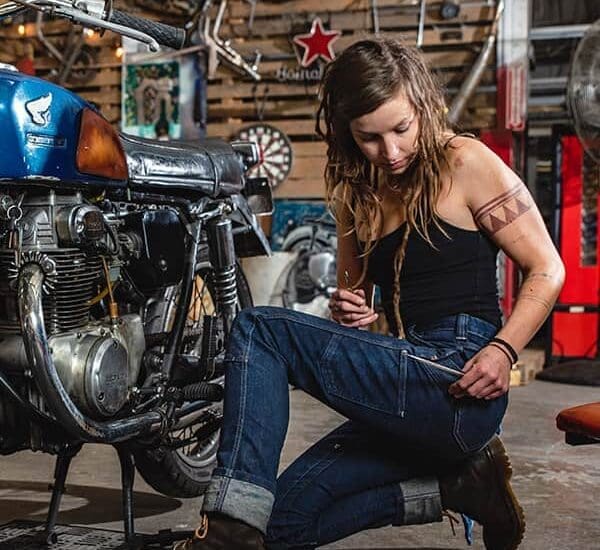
[0,379,598,549]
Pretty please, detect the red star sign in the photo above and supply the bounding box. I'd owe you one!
[293,18,341,67]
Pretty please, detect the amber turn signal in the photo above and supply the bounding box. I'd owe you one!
[76,108,128,181]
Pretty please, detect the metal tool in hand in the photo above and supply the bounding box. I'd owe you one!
[405,353,464,378]
[344,269,353,291]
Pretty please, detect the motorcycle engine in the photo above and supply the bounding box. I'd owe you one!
[0,192,145,449]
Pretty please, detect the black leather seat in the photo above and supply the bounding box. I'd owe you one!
[120,134,245,198]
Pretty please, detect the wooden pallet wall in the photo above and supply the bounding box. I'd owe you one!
[206,0,500,199]
[0,1,184,125]
[0,18,125,124]
[0,0,500,201]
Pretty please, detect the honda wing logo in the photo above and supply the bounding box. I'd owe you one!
[25,93,53,126]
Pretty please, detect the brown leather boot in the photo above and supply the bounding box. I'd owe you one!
[173,513,266,550]
[439,437,525,550]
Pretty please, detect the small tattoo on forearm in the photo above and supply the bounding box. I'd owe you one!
[474,185,532,235]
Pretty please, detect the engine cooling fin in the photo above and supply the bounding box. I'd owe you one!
[0,249,102,335]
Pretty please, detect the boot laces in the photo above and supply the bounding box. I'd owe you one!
[442,509,461,537]
[194,514,209,539]
[173,514,209,549]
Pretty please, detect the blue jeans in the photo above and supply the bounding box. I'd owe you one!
[202,307,507,549]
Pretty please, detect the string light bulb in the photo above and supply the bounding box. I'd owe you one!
[17,24,25,36]
[115,46,124,59]
[84,28,95,38]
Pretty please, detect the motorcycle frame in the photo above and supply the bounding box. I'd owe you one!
[0,0,270,448]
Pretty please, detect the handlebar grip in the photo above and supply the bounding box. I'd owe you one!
[109,10,186,50]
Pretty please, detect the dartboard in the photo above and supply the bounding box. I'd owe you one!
[232,124,293,188]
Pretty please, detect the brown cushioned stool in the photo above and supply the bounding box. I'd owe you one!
[556,402,600,445]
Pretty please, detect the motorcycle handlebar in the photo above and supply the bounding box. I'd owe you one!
[108,9,186,50]
[0,2,26,18]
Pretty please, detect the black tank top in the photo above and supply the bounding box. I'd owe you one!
[365,219,501,335]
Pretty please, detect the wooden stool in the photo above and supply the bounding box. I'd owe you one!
[556,402,600,445]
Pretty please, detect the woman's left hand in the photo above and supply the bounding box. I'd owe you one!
[448,345,512,400]
[329,288,378,328]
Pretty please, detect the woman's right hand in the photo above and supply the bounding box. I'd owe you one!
[329,288,379,328]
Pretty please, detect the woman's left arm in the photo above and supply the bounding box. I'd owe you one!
[448,139,565,400]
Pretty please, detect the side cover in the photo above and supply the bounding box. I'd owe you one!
[0,67,126,187]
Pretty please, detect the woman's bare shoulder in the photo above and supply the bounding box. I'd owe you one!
[444,136,530,227]
[445,135,495,171]
[446,136,512,189]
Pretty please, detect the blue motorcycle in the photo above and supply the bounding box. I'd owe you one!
[0,1,272,545]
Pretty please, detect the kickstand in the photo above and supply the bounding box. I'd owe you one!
[114,446,193,549]
[43,443,82,545]
[115,445,138,547]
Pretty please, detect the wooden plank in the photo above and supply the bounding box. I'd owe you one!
[0,28,122,50]
[227,4,496,38]
[425,47,495,70]
[230,26,492,60]
[208,118,318,139]
[251,47,492,76]
[274,177,325,199]
[207,81,320,101]
[229,0,498,19]
[332,3,496,27]
[69,69,122,89]
[207,105,496,138]
[0,19,69,38]
[78,87,122,105]
[32,47,122,71]
[207,91,497,122]
[0,17,174,38]
[207,71,495,101]
[289,155,327,181]
[208,99,318,119]
[289,141,326,157]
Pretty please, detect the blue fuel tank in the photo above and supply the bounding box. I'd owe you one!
[0,66,126,187]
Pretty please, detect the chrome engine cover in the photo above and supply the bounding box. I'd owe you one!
[0,314,145,419]
[49,314,145,418]
[58,334,128,417]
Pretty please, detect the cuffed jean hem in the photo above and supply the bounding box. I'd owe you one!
[398,476,442,525]
[202,474,275,534]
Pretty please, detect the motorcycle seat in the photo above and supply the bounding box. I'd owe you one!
[556,402,600,445]
[120,134,245,198]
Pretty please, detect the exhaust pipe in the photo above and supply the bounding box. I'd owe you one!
[17,263,166,443]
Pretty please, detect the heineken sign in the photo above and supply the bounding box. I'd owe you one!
[275,18,340,83]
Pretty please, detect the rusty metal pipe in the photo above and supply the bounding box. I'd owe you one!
[447,0,504,125]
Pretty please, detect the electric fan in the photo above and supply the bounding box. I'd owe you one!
[538,19,600,386]
[568,18,600,165]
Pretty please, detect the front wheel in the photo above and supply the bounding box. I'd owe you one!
[134,261,252,497]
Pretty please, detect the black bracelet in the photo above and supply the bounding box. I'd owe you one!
[490,337,519,364]
[487,342,515,367]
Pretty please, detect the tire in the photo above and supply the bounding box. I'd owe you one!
[281,229,330,255]
[281,250,318,308]
[133,261,252,498]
